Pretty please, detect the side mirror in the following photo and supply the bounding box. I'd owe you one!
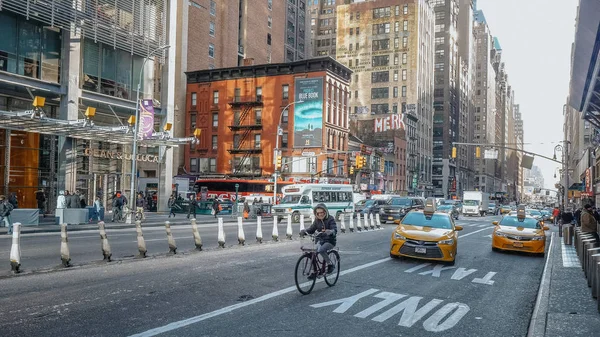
[492,221,499,226]
[543,226,549,231]
[455,225,463,231]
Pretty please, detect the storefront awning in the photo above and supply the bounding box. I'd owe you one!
[0,110,192,147]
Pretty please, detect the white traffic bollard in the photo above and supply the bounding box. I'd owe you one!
[60,223,71,267]
[165,221,177,254]
[286,214,293,240]
[376,213,382,229]
[218,217,226,248]
[370,213,375,230]
[256,216,263,243]
[340,213,346,233]
[299,214,306,238]
[135,220,147,258]
[356,214,363,232]
[363,213,369,231]
[349,215,355,233]
[191,218,203,251]
[10,223,21,273]
[310,214,315,225]
[272,217,279,242]
[238,216,246,245]
[98,221,112,262]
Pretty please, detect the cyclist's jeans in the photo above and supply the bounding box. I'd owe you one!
[316,242,334,265]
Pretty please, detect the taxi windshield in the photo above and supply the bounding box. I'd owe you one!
[527,210,542,217]
[389,198,412,206]
[437,205,453,210]
[281,195,301,204]
[401,212,452,229]
[500,216,541,229]
[463,200,478,206]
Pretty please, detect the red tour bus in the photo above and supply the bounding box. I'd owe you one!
[193,179,294,203]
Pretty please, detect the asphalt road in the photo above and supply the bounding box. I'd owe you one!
[0,215,547,337]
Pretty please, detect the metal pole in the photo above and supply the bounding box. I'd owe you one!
[563,142,569,209]
[127,45,169,224]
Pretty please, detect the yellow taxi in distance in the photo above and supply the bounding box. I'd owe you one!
[492,206,549,256]
[390,198,463,265]
[499,205,512,214]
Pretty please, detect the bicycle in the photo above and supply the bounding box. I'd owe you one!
[116,206,143,222]
[294,232,340,295]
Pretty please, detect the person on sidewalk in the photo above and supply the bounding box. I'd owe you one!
[136,193,147,220]
[574,207,582,227]
[552,207,560,225]
[93,196,103,222]
[168,195,176,218]
[212,199,220,218]
[0,195,14,235]
[580,204,599,241]
[187,195,198,219]
[243,199,250,219]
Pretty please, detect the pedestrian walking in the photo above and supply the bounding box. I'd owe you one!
[168,195,176,218]
[112,192,126,222]
[8,192,18,209]
[93,196,103,221]
[574,207,582,227]
[552,207,560,225]
[187,195,198,219]
[0,195,14,235]
[136,193,147,220]
[243,199,250,219]
[212,199,221,218]
[581,204,599,241]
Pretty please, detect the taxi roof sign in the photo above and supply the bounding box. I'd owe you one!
[517,205,526,220]
[424,197,437,215]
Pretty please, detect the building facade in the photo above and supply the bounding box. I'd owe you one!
[336,0,434,196]
[184,57,351,184]
[0,0,177,213]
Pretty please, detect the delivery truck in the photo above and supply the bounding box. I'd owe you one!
[462,191,490,216]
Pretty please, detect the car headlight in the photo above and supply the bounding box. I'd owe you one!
[287,208,292,212]
[438,238,454,245]
[494,231,508,238]
[531,236,545,241]
[393,232,406,240]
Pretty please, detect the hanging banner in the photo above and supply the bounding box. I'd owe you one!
[294,77,323,148]
[139,99,155,139]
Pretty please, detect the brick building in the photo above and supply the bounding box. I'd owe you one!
[185,57,351,183]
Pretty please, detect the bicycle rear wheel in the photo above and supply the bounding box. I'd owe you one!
[324,250,340,287]
[295,255,316,295]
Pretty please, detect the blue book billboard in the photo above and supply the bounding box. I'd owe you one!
[294,77,323,148]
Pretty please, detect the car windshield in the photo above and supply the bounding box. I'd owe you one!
[388,198,412,206]
[489,203,496,207]
[401,212,452,229]
[500,216,541,229]
[438,205,453,210]
[281,195,301,204]
[527,210,542,217]
[364,199,375,206]
[463,200,478,206]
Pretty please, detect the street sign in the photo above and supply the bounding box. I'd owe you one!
[302,152,315,157]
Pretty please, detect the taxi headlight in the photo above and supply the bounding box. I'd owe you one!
[394,232,406,240]
[494,231,508,238]
[438,238,454,245]
[531,236,545,241]
[287,208,292,212]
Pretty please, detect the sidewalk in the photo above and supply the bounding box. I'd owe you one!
[529,226,600,336]
[0,212,249,235]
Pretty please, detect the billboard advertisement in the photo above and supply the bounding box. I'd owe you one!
[294,77,323,148]
[139,99,155,139]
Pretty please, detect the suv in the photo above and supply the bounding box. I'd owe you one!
[380,197,424,223]
[355,199,388,217]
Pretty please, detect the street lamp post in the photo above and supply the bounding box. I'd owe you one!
[127,45,170,224]
[273,101,303,206]
[554,141,570,210]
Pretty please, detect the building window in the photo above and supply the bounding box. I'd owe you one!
[371,87,389,99]
[349,59,352,67]
[282,84,289,99]
[282,133,288,148]
[395,5,400,16]
[212,113,218,127]
[395,21,399,32]
[208,43,215,58]
[190,158,198,172]
[356,27,360,35]
[282,109,289,123]
[403,4,408,15]
[210,0,216,15]
[402,86,407,97]
[393,87,398,98]
[403,37,408,48]
[371,71,389,83]
[393,70,398,81]
[213,91,219,104]
[402,69,407,81]
[394,37,399,49]
[191,92,197,107]
[402,53,407,64]
[212,135,218,149]
[356,42,359,50]
[267,33,272,45]
[268,0,272,10]
[372,55,389,67]
[209,22,215,36]
[394,54,399,65]
[190,114,196,130]
[234,88,241,102]
[349,28,353,35]
[268,16,272,28]
[256,87,262,100]
[254,134,261,148]
[255,109,262,124]
[403,20,408,31]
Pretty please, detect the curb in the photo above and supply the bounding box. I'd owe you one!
[527,231,555,337]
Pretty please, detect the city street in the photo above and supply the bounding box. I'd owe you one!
[0,215,548,336]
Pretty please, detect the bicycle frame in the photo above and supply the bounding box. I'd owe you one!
[299,234,332,277]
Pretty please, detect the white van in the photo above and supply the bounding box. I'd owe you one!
[272,184,355,223]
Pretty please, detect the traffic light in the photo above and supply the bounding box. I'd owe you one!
[356,155,363,168]
[349,166,354,174]
[452,147,457,158]
[380,159,385,172]
[475,146,481,158]
[276,155,282,170]
[361,156,367,168]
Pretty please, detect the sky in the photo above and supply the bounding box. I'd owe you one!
[475,0,579,189]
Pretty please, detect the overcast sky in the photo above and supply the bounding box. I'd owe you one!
[475,0,579,189]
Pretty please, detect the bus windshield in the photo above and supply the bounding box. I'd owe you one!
[281,195,302,204]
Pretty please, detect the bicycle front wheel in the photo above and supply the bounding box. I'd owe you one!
[295,255,316,295]
[324,250,340,287]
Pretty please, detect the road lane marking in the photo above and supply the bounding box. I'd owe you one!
[459,227,492,238]
[128,257,392,337]
[528,232,554,337]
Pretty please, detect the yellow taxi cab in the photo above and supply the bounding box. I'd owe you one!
[492,206,549,256]
[499,205,512,214]
[390,197,463,265]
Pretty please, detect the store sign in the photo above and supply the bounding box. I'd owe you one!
[373,113,406,133]
[83,148,161,163]
[294,77,323,148]
[139,99,155,139]
[585,167,593,194]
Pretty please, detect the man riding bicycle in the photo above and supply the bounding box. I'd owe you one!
[300,203,338,278]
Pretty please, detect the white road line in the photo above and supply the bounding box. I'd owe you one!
[460,227,493,238]
[128,257,392,337]
[527,232,554,337]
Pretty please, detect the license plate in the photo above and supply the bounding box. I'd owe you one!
[415,247,426,254]
[513,242,523,248]
[388,216,394,220]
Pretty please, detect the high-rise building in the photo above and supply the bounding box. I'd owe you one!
[336,0,435,195]
[308,0,347,58]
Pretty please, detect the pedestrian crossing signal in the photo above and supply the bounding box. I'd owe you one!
[452,147,457,158]
[350,166,354,174]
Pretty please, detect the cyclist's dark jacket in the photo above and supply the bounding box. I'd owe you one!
[306,203,337,245]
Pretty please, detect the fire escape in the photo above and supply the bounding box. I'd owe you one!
[228,94,263,177]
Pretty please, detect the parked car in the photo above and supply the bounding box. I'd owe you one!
[380,197,425,223]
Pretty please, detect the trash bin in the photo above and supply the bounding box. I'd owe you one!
[564,224,573,245]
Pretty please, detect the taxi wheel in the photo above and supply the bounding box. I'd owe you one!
[390,253,399,259]
[492,247,500,252]
[537,252,545,258]
[447,259,456,266]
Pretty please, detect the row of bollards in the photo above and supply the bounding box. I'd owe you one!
[7,212,385,274]
[573,227,600,312]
